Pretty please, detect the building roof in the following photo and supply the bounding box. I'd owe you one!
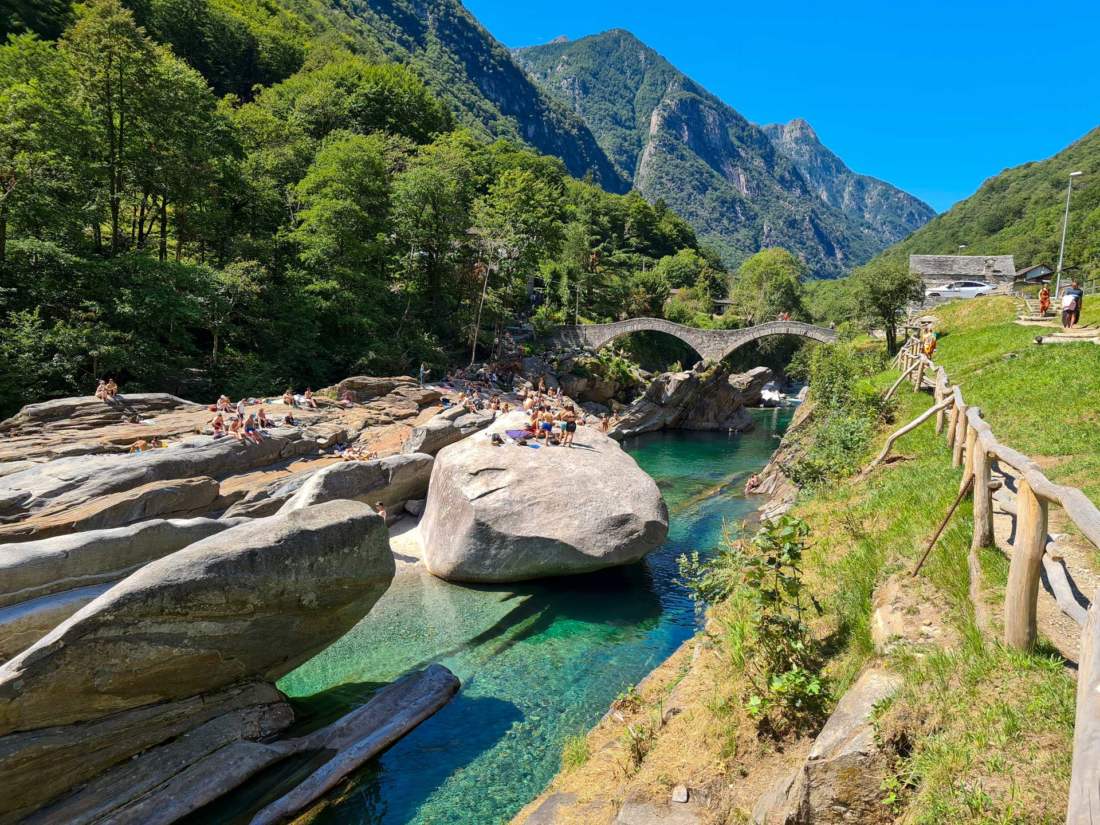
[909,254,1017,280]
[1017,264,1052,279]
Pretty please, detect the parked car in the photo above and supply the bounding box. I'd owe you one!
[925,280,994,300]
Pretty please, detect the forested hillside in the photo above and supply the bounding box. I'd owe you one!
[0,0,716,417]
[515,30,934,276]
[1,0,626,190]
[875,126,1100,275]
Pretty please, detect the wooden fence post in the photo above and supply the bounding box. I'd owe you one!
[952,403,967,468]
[1003,478,1049,650]
[1067,587,1100,823]
[945,404,959,449]
[962,420,977,492]
[935,374,947,435]
[913,359,925,392]
[971,440,994,550]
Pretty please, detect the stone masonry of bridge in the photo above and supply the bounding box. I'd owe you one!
[548,318,838,363]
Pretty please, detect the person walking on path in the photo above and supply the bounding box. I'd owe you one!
[1061,290,1078,329]
[1038,284,1051,317]
[1065,281,1085,327]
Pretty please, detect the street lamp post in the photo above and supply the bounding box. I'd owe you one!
[1054,171,1085,297]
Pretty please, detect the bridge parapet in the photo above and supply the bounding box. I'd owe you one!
[547,318,837,362]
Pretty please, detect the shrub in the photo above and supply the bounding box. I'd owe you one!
[680,516,826,735]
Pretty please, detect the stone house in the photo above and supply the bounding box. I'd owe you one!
[909,254,1017,288]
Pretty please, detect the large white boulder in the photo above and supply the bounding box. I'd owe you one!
[420,412,668,582]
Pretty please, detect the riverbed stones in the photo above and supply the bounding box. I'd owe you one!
[0,393,200,434]
[0,499,393,734]
[610,365,772,440]
[401,410,495,455]
[0,428,323,525]
[420,411,668,582]
[281,453,434,512]
[0,681,292,824]
[0,476,221,542]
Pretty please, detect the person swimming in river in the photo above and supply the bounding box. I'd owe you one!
[746,473,761,493]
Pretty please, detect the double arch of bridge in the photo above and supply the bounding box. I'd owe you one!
[548,318,838,363]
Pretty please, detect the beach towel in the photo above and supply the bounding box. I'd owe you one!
[505,429,529,440]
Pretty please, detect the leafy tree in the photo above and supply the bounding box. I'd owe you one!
[728,247,806,324]
[849,257,924,354]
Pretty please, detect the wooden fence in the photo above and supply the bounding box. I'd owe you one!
[891,335,1099,823]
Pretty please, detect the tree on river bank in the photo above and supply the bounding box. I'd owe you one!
[0,0,721,417]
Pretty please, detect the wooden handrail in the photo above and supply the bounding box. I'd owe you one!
[889,333,1099,823]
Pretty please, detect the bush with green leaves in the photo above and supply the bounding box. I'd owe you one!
[679,516,826,735]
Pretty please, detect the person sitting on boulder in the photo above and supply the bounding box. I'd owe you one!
[216,394,232,413]
[339,389,355,408]
[209,412,226,437]
[282,412,297,427]
[375,500,387,524]
[242,413,262,445]
[282,389,296,407]
[257,407,272,428]
[94,379,109,400]
[228,416,244,441]
[746,473,761,493]
[105,378,119,398]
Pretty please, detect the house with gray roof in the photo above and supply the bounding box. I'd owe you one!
[909,254,1017,287]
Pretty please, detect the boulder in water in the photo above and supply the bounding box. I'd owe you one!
[420,412,667,582]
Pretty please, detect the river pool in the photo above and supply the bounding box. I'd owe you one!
[208,407,791,824]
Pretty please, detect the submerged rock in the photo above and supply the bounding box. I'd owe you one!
[610,365,772,440]
[0,499,393,734]
[420,411,668,582]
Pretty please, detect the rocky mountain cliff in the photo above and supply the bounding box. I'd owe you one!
[515,30,934,276]
[762,119,935,244]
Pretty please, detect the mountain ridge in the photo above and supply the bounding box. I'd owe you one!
[515,28,934,276]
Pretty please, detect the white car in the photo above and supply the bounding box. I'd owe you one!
[925,280,994,300]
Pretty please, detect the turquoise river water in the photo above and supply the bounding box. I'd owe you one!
[207,407,791,825]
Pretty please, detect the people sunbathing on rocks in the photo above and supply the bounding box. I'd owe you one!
[101,378,119,399]
[227,416,243,441]
[303,388,318,409]
[339,390,355,408]
[94,379,109,400]
[257,407,272,428]
[282,389,296,407]
[282,412,297,427]
[215,395,232,413]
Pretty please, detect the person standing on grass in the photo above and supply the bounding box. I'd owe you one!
[1061,290,1078,329]
[1066,280,1085,327]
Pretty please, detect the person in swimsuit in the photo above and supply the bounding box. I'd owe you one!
[539,409,555,445]
[303,388,318,409]
[242,413,262,444]
[209,413,226,437]
[105,378,119,398]
[561,405,578,447]
[94,379,108,400]
[216,394,231,413]
[375,500,388,524]
[257,407,272,428]
[282,389,296,407]
[228,416,243,441]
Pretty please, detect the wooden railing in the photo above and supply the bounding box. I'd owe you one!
[891,336,1098,823]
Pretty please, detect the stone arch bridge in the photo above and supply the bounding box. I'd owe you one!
[547,318,838,363]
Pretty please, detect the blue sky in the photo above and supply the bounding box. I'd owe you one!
[465,0,1099,213]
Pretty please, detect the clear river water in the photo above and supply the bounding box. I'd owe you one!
[207,407,792,825]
